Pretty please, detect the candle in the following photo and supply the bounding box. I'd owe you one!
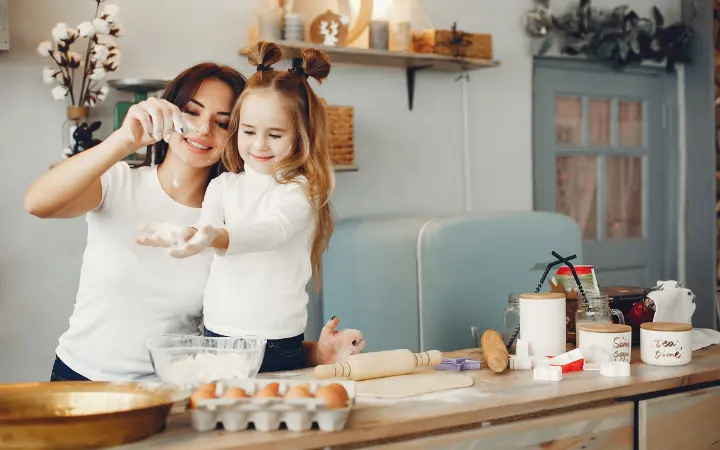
[392,21,412,52]
[369,20,389,50]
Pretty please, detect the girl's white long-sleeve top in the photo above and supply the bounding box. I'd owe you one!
[197,165,314,339]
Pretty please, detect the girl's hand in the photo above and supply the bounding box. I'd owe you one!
[136,223,220,258]
[315,317,366,364]
[168,225,221,258]
[135,222,195,249]
[120,98,189,150]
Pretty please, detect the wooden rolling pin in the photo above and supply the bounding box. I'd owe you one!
[481,329,509,373]
[314,349,444,381]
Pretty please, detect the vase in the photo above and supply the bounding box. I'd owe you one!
[256,5,283,41]
[62,106,89,158]
[369,20,389,50]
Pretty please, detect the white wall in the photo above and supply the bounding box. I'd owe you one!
[0,0,681,382]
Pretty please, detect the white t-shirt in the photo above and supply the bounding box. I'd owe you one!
[198,166,313,339]
[56,162,213,381]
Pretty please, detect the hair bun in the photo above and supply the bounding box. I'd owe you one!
[245,41,283,70]
[299,48,331,83]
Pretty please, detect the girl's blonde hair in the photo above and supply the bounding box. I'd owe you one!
[223,40,335,290]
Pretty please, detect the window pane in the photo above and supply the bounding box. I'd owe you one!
[605,156,643,239]
[589,99,611,146]
[619,101,643,147]
[556,156,598,240]
[555,96,582,145]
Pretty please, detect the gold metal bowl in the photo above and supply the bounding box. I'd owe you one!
[0,381,189,449]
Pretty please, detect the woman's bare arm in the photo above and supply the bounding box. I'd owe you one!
[24,131,137,218]
[25,98,186,219]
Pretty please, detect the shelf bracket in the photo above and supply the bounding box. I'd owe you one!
[406,65,431,111]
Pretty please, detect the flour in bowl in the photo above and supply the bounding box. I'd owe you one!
[159,352,256,388]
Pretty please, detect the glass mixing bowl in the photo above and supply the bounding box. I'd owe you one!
[147,335,266,389]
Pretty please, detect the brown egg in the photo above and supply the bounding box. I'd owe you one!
[315,384,348,409]
[222,387,249,399]
[285,384,313,399]
[326,383,349,404]
[253,382,280,398]
[188,387,217,409]
[197,382,217,393]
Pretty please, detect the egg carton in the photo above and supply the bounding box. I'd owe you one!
[190,378,356,432]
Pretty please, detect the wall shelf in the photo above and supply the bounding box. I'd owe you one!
[242,40,501,110]
[334,164,358,172]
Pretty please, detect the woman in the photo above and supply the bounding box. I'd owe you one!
[25,62,361,382]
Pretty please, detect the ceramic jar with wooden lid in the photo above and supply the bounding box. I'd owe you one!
[577,323,632,364]
[519,292,566,357]
[640,322,693,366]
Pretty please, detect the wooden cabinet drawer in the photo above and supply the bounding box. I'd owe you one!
[639,384,720,450]
[367,403,634,450]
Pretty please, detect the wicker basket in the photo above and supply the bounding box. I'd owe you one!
[324,101,354,166]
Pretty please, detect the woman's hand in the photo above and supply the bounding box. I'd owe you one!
[121,98,189,150]
[136,223,221,258]
[313,317,366,365]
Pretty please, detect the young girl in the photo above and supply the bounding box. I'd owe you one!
[138,41,365,372]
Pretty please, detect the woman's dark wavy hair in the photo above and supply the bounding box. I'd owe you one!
[138,62,246,182]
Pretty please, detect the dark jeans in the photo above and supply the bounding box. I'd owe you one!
[203,328,307,373]
[50,356,90,382]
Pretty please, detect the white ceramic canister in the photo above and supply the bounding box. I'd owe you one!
[577,323,632,364]
[283,13,304,42]
[640,322,693,366]
[519,292,566,357]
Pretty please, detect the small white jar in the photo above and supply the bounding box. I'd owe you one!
[577,323,632,364]
[640,322,693,366]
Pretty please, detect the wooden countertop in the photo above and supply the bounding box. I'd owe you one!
[117,345,720,450]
